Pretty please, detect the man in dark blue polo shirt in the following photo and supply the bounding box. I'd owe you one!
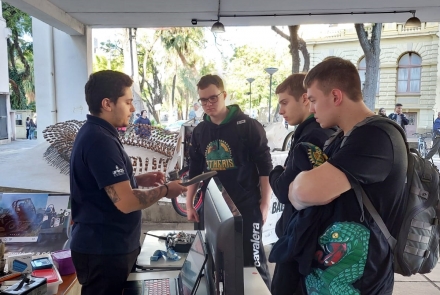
[70,70,187,295]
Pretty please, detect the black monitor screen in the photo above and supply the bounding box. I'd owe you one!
[204,178,244,295]
[180,232,206,295]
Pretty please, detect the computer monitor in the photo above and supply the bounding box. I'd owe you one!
[204,178,244,295]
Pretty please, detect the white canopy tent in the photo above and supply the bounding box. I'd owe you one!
[4,0,440,35]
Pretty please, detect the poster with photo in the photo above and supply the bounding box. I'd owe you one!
[0,193,70,254]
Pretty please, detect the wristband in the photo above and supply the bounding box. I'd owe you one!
[163,183,169,197]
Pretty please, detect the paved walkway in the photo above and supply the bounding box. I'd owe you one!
[0,139,40,164]
[2,139,440,293]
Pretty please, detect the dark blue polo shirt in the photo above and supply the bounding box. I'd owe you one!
[70,115,141,255]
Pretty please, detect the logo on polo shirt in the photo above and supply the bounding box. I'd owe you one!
[112,165,125,177]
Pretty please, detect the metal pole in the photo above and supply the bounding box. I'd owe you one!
[249,82,252,115]
[264,68,277,122]
[129,28,134,79]
[268,74,273,122]
[246,78,255,117]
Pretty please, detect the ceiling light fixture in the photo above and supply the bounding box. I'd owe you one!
[211,21,225,33]
[192,10,420,30]
[211,0,225,33]
[404,10,422,29]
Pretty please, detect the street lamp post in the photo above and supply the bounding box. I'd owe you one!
[246,78,255,117]
[265,67,278,122]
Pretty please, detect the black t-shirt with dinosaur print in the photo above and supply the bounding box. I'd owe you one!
[303,122,407,295]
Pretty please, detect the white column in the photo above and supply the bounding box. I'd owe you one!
[123,28,145,114]
[0,1,12,143]
[33,18,92,142]
[0,0,8,93]
[32,17,57,135]
[435,28,440,114]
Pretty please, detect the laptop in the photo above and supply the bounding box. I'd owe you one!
[123,231,208,295]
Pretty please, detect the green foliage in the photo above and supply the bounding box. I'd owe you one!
[2,2,34,110]
[2,3,31,36]
[27,101,36,112]
[200,62,217,76]
[93,55,124,72]
[225,45,291,118]
[158,28,205,70]
[93,40,124,72]
[8,68,27,110]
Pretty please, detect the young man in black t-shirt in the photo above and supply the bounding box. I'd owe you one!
[269,74,334,295]
[70,70,187,295]
[288,58,407,294]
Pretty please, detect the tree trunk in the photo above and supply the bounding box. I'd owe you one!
[6,39,16,69]
[355,23,382,111]
[185,92,189,120]
[298,38,310,72]
[288,26,300,74]
[177,50,198,77]
[11,28,30,79]
[171,74,176,108]
[271,25,310,74]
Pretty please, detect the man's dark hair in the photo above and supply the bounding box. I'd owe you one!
[85,70,133,115]
[276,73,307,101]
[197,74,224,91]
[395,103,403,107]
[140,110,147,116]
[304,57,362,102]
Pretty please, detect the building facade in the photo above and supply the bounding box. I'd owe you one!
[304,22,440,136]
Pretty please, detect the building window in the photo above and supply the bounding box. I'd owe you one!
[15,113,22,126]
[397,52,421,93]
[358,57,379,95]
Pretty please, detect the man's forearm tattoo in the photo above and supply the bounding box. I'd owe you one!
[133,186,165,207]
[105,185,120,203]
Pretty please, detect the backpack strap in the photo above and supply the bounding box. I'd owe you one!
[344,115,409,153]
[323,128,343,152]
[354,184,397,250]
[347,116,407,250]
[329,115,407,250]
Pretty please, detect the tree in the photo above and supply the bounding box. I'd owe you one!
[90,28,210,123]
[138,47,163,123]
[2,2,33,110]
[355,23,382,111]
[226,45,291,120]
[158,28,205,76]
[93,40,124,72]
[271,25,310,73]
[158,28,206,120]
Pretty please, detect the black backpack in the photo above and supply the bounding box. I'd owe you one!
[324,115,440,276]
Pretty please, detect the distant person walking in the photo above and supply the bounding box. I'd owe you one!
[388,103,409,133]
[134,110,151,138]
[188,102,203,123]
[25,117,30,139]
[188,103,198,120]
[425,112,440,159]
[28,119,36,139]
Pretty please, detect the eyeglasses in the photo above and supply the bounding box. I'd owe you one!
[198,91,224,106]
